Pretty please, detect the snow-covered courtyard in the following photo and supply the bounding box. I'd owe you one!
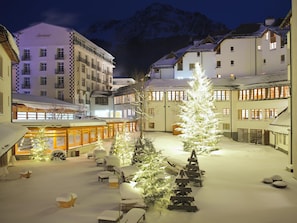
[1,132,297,223]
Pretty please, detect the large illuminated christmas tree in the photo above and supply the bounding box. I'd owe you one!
[178,63,220,153]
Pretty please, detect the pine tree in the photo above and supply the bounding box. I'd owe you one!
[178,63,220,153]
[112,127,134,166]
[31,127,50,161]
[132,138,173,209]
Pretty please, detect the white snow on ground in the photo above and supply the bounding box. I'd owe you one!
[1,132,297,223]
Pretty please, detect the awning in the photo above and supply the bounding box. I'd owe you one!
[0,123,28,157]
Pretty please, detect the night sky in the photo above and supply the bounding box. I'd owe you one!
[1,0,291,33]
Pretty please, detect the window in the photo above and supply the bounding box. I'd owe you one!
[251,109,262,120]
[57,91,64,100]
[22,63,30,74]
[56,76,64,88]
[40,91,47,96]
[40,48,47,57]
[167,91,187,101]
[222,123,230,130]
[40,77,47,85]
[197,52,200,57]
[149,122,155,129]
[264,109,277,119]
[148,91,164,101]
[177,60,183,70]
[56,62,64,74]
[0,91,3,114]
[216,61,221,68]
[270,32,277,50]
[230,46,234,52]
[56,48,64,59]
[95,97,108,105]
[263,59,266,64]
[189,63,195,70]
[22,49,30,60]
[257,45,262,50]
[238,109,249,120]
[0,56,3,78]
[281,55,285,63]
[222,108,230,116]
[214,90,230,101]
[22,77,30,88]
[230,60,234,66]
[40,63,47,71]
[148,108,155,116]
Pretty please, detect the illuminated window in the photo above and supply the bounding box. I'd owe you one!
[264,108,277,119]
[148,91,164,101]
[222,108,230,116]
[0,91,3,114]
[214,90,230,101]
[270,32,277,50]
[148,108,155,116]
[238,109,249,120]
[251,109,262,120]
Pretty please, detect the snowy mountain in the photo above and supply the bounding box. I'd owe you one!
[84,3,229,77]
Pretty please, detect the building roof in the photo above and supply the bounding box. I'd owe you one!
[266,108,290,134]
[13,93,80,110]
[0,122,28,157]
[0,25,19,63]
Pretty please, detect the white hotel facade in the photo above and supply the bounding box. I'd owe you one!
[114,19,291,154]
[13,23,114,117]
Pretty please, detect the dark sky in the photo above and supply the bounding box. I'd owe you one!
[1,0,291,33]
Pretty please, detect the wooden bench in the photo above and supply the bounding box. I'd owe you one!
[56,193,77,208]
[121,208,146,223]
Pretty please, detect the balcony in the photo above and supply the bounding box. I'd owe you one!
[55,69,64,74]
[22,69,31,75]
[55,54,64,60]
[22,84,31,89]
[22,55,31,61]
[55,83,64,88]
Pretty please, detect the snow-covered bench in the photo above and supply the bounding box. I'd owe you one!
[20,170,32,178]
[56,192,77,208]
[121,208,146,223]
[114,165,139,182]
[120,183,146,212]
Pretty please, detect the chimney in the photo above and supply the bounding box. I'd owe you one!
[265,18,275,26]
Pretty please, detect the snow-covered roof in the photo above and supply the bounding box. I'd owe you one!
[266,108,290,134]
[0,122,28,157]
[13,93,80,110]
[211,72,288,89]
[13,119,106,128]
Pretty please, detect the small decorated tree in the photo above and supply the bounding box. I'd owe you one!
[132,138,173,209]
[112,127,134,166]
[31,127,50,161]
[178,63,220,153]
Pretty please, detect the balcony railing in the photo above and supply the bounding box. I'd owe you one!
[22,84,31,89]
[55,69,64,74]
[55,54,64,60]
[22,55,31,60]
[55,83,64,88]
[22,69,31,75]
